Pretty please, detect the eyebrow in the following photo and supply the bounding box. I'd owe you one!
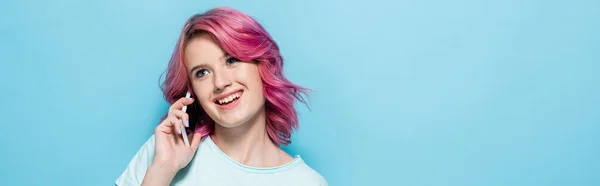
[188,53,230,75]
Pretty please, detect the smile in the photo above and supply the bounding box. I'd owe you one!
[217,91,241,105]
[213,90,243,110]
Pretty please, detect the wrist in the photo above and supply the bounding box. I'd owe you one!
[149,161,179,176]
[141,161,178,186]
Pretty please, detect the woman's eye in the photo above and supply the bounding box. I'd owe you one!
[226,56,240,65]
[195,69,209,78]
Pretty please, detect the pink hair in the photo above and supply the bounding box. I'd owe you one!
[159,7,309,146]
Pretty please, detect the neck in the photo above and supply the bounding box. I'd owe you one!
[210,107,291,167]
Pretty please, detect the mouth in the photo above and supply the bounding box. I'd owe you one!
[213,90,243,110]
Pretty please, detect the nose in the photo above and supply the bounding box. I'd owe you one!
[213,68,232,93]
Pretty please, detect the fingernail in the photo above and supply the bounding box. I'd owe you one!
[185,120,189,127]
[178,128,182,134]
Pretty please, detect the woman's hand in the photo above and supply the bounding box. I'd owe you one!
[141,96,203,186]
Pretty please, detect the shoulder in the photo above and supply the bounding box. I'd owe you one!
[115,135,156,186]
[290,159,328,186]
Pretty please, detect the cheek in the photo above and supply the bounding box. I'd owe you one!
[248,66,265,100]
[192,84,213,107]
[235,64,264,101]
[241,64,263,88]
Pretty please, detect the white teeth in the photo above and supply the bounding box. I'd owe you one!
[217,92,241,105]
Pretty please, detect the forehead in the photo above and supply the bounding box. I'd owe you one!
[184,34,225,65]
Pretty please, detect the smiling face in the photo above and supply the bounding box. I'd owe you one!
[184,34,265,128]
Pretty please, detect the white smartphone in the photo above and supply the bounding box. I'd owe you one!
[180,91,191,147]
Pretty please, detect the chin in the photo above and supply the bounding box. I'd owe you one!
[212,110,252,128]
[214,119,245,128]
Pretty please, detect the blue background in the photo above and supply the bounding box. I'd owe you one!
[1,0,599,185]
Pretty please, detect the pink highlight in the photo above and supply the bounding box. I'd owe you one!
[159,7,309,146]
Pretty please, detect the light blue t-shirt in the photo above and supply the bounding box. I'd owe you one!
[115,135,327,186]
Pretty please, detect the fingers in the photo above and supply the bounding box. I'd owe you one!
[155,116,183,135]
[170,97,194,112]
[170,110,190,127]
[169,97,193,127]
[155,117,174,134]
[166,117,184,146]
[155,96,195,146]
[172,118,184,135]
[190,132,203,151]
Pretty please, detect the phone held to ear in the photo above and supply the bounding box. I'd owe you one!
[180,91,191,147]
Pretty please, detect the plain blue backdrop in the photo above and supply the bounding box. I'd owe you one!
[1,0,599,185]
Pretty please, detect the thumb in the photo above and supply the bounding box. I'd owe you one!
[190,132,203,151]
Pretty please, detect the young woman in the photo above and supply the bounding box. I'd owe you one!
[115,7,327,186]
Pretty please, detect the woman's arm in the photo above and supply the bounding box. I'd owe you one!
[141,161,178,186]
[139,96,202,185]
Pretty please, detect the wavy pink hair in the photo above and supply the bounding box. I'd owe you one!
[159,7,309,146]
